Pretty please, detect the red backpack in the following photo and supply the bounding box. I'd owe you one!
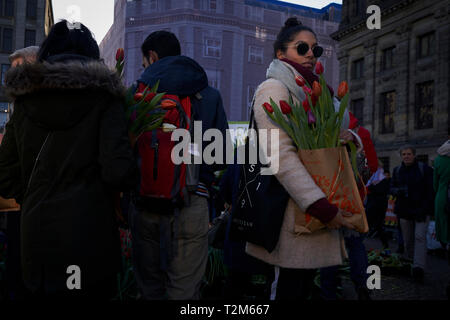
[134,83,193,211]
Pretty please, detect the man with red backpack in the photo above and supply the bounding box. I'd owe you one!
[129,31,229,300]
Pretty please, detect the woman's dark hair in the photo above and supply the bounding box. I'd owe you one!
[273,17,317,58]
[141,31,181,60]
[38,20,100,62]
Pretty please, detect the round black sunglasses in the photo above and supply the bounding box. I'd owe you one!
[296,42,323,58]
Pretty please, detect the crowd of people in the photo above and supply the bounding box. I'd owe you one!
[0,18,449,301]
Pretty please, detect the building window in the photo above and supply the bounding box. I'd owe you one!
[415,81,434,129]
[26,0,37,19]
[351,58,364,79]
[1,28,13,52]
[417,32,435,59]
[149,0,157,11]
[382,47,394,71]
[205,69,220,89]
[378,156,390,173]
[380,91,396,134]
[25,29,36,47]
[351,99,364,125]
[204,37,221,58]
[1,64,9,86]
[245,6,263,22]
[0,102,8,133]
[248,46,263,64]
[208,0,217,11]
[3,0,14,17]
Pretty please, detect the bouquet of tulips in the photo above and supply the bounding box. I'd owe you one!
[261,61,368,234]
[115,48,167,143]
[262,61,359,177]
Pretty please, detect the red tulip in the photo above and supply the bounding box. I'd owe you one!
[161,99,177,110]
[311,95,318,106]
[312,81,322,97]
[134,92,144,101]
[315,61,324,75]
[263,102,273,113]
[295,75,306,87]
[302,99,310,112]
[337,81,349,99]
[116,48,124,62]
[279,100,292,114]
[144,92,156,102]
[302,86,312,96]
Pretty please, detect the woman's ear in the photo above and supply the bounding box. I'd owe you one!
[276,49,285,60]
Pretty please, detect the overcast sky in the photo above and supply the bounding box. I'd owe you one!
[52,0,343,44]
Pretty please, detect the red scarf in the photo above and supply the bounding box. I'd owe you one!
[280,58,334,97]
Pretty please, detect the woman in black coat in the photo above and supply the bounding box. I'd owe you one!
[0,21,137,299]
[365,164,391,249]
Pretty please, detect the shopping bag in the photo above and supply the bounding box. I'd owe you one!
[294,146,369,234]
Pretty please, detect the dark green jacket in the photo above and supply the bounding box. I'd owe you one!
[0,55,137,294]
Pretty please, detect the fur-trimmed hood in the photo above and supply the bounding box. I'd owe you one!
[5,59,125,99]
[4,56,127,130]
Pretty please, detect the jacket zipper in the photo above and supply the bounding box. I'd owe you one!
[26,133,51,194]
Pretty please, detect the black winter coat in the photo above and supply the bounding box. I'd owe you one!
[390,161,434,221]
[0,55,137,294]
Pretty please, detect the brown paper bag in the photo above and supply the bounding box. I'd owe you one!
[0,196,20,212]
[294,146,369,234]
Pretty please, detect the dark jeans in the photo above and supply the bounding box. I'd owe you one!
[320,234,368,300]
[272,267,316,300]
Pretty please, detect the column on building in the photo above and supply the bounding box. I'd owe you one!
[230,30,244,121]
[394,24,411,142]
[363,39,377,134]
[434,6,450,135]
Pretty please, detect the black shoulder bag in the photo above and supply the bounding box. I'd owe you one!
[229,107,290,253]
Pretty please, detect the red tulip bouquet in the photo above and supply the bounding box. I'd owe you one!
[262,61,354,162]
[262,61,368,234]
[115,48,166,144]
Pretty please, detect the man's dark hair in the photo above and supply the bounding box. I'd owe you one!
[141,31,181,59]
[399,145,416,156]
[38,20,100,62]
[273,17,317,58]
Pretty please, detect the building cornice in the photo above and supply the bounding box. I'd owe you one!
[125,9,339,35]
[126,11,282,35]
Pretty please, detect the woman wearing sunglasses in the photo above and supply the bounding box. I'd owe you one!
[246,17,354,300]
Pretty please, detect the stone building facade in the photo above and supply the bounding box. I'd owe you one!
[100,0,343,121]
[0,0,53,132]
[332,0,449,171]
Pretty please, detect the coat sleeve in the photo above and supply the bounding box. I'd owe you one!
[253,79,326,212]
[98,97,138,191]
[0,111,22,201]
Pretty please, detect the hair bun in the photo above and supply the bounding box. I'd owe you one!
[284,17,302,28]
